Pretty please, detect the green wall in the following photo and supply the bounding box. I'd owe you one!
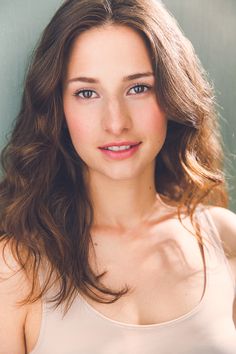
[1,0,235,211]
[0,0,62,148]
[162,0,236,211]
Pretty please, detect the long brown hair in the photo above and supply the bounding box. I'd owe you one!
[0,0,228,311]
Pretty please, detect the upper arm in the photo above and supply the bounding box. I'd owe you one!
[0,241,29,354]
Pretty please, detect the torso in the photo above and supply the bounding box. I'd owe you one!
[24,203,234,353]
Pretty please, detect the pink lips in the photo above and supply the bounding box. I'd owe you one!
[98,141,142,160]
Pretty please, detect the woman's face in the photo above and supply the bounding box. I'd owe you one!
[63,24,167,181]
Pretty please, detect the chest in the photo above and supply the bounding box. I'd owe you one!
[25,213,236,353]
[84,217,208,325]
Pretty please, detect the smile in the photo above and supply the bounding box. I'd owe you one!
[99,142,142,160]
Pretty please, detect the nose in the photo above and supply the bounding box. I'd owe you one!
[102,99,132,135]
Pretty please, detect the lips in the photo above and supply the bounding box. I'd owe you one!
[98,141,141,149]
[99,142,141,160]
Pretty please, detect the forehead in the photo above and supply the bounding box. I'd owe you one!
[65,24,153,79]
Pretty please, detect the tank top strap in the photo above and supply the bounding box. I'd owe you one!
[196,205,223,248]
[195,204,236,293]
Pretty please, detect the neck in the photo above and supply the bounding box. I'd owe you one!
[85,163,161,231]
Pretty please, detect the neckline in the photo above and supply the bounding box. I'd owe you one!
[78,208,210,330]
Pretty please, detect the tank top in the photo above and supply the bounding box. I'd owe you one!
[30,205,236,354]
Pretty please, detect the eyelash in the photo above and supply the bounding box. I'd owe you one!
[73,83,153,100]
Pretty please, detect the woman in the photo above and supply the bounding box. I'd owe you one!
[0,0,236,353]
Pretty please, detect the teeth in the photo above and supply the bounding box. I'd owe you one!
[106,145,131,151]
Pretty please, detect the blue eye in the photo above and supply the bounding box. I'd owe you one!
[73,89,97,99]
[128,84,151,95]
[73,84,152,100]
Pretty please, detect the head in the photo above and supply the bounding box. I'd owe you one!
[0,0,228,309]
[17,0,226,204]
[62,23,167,183]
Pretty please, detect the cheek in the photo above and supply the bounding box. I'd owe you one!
[67,118,89,143]
[63,101,92,146]
[65,115,93,161]
[134,102,167,136]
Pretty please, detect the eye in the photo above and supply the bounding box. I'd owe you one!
[73,83,152,100]
[73,89,97,99]
[128,84,152,95]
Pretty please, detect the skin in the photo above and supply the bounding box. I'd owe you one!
[1,23,236,354]
[63,24,168,231]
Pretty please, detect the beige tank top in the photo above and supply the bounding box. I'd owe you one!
[30,206,236,354]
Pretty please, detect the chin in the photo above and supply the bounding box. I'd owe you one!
[100,166,147,181]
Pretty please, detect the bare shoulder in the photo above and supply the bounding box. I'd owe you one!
[0,240,30,354]
[206,206,236,256]
[206,206,236,282]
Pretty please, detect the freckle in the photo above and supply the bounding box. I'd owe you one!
[94,242,98,246]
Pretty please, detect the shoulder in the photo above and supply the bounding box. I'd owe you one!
[0,239,37,306]
[206,206,236,284]
[0,238,31,308]
[206,203,236,267]
[0,240,31,353]
[206,206,236,258]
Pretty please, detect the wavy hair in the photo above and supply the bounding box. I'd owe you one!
[0,0,228,311]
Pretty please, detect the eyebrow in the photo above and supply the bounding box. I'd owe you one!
[67,71,154,84]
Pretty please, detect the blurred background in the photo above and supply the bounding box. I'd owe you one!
[163,0,236,211]
[0,0,235,211]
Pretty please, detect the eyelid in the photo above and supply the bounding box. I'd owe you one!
[127,82,153,94]
[73,88,98,98]
[73,82,153,99]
